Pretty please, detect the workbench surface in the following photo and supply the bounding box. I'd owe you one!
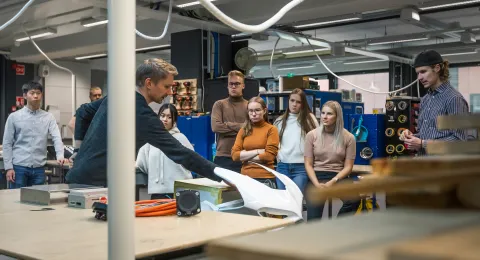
[207,208,480,260]
[0,189,293,260]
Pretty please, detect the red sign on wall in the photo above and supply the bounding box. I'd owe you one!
[15,64,25,75]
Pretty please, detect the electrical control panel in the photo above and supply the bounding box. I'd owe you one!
[384,97,420,159]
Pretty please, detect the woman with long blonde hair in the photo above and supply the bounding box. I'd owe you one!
[304,101,359,220]
[231,97,279,188]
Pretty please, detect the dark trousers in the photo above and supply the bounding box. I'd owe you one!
[213,156,242,173]
[306,171,360,221]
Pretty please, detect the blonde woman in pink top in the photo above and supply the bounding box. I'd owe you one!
[304,101,359,220]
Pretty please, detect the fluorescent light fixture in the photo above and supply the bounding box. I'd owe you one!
[293,14,362,29]
[441,51,477,56]
[75,45,172,60]
[75,53,107,60]
[135,44,171,51]
[419,0,480,10]
[344,59,386,65]
[177,0,216,8]
[277,65,315,71]
[15,28,57,42]
[368,37,429,45]
[81,18,108,27]
[283,48,329,55]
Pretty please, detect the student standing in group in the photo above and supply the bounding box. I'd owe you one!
[136,104,194,200]
[304,101,359,220]
[211,70,248,173]
[400,50,469,154]
[274,88,318,194]
[231,97,279,188]
[3,81,68,188]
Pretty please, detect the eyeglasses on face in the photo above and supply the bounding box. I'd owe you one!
[248,109,264,114]
[228,82,243,88]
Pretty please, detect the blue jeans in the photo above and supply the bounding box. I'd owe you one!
[9,165,45,189]
[275,163,308,194]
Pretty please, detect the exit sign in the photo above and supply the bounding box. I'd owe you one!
[13,64,25,75]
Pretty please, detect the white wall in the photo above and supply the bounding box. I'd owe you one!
[458,66,480,107]
[44,61,91,138]
[337,72,389,114]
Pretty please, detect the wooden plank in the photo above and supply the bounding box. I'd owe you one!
[370,155,480,176]
[207,208,480,260]
[306,166,480,203]
[437,114,480,130]
[388,225,480,260]
[352,165,372,175]
[426,140,480,155]
[0,189,293,260]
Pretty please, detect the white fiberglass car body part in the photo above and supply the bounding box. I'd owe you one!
[211,163,303,222]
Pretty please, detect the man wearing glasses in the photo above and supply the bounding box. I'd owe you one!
[211,70,248,173]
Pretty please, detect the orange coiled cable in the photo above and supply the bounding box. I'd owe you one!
[135,199,177,217]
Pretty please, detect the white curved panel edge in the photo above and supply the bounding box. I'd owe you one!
[213,163,303,222]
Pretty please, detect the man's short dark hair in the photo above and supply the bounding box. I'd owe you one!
[22,81,43,94]
[135,58,179,88]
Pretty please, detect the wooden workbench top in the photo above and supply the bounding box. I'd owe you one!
[207,208,480,260]
[0,189,293,260]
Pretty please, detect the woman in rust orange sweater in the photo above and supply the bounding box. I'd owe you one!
[231,97,279,188]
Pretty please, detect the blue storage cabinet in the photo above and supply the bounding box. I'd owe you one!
[304,90,342,121]
[348,114,386,165]
[177,115,215,161]
[342,101,364,129]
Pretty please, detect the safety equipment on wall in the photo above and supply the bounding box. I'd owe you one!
[385,101,395,111]
[397,101,408,110]
[397,128,407,137]
[385,128,395,137]
[386,145,395,154]
[210,164,303,222]
[199,0,304,33]
[395,144,405,154]
[360,147,374,160]
[398,115,407,124]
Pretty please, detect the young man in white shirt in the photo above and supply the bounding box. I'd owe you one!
[3,81,69,188]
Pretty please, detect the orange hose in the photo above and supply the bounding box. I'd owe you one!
[136,208,177,217]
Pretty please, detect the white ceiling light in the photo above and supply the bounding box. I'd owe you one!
[419,0,480,10]
[15,28,57,42]
[283,48,329,55]
[177,0,216,8]
[441,51,478,56]
[75,53,107,60]
[293,14,362,29]
[368,37,429,46]
[277,65,315,70]
[136,44,171,52]
[81,18,108,27]
[75,45,172,60]
[344,59,386,65]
